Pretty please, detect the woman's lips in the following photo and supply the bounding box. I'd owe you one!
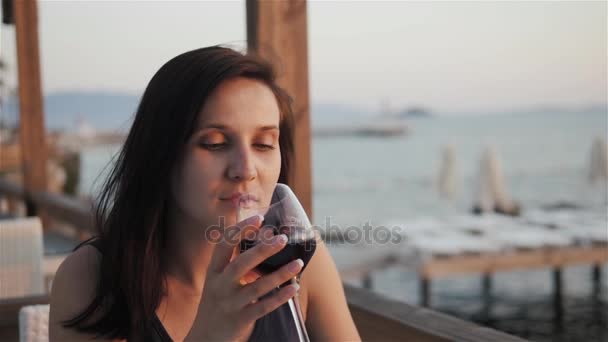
[233,196,258,208]
[221,192,259,208]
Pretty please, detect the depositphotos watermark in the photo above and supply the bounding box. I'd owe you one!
[202,216,404,247]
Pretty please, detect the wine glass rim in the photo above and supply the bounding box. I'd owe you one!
[237,183,293,213]
[238,183,316,242]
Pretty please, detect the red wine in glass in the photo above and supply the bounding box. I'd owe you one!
[239,226,317,277]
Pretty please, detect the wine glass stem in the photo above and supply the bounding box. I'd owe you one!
[286,277,310,342]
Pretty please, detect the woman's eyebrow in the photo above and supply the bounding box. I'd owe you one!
[257,125,279,131]
[198,124,279,131]
[199,123,228,130]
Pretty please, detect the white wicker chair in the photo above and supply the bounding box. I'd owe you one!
[0,217,45,299]
[19,304,50,342]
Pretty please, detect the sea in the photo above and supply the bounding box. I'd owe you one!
[79,110,607,342]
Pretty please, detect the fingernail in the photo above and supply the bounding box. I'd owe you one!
[290,283,300,293]
[274,234,288,246]
[248,214,263,223]
[288,259,304,273]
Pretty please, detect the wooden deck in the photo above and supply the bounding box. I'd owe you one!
[420,244,607,278]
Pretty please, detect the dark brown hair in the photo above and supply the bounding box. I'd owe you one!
[63,46,295,339]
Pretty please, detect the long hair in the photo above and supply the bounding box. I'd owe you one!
[63,46,295,339]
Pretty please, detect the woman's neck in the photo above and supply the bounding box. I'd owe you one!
[165,209,217,294]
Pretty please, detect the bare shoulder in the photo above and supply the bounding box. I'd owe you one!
[51,244,102,306]
[49,245,103,340]
[300,237,339,299]
[299,236,361,341]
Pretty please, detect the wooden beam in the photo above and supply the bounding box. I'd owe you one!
[31,191,94,232]
[0,178,94,233]
[0,294,49,340]
[0,294,49,327]
[14,0,48,215]
[344,284,525,342]
[246,0,312,218]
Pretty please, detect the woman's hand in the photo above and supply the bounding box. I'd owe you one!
[185,215,303,342]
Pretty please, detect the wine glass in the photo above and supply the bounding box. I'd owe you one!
[236,183,317,342]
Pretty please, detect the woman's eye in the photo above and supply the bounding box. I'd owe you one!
[200,142,227,151]
[254,144,275,151]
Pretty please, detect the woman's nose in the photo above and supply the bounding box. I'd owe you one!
[226,147,257,182]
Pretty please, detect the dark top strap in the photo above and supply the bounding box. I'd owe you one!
[79,237,300,342]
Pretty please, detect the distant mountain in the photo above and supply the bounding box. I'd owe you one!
[310,103,374,128]
[489,103,608,116]
[4,91,139,132]
[45,92,140,132]
[531,104,608,114]
[5,91,377,132]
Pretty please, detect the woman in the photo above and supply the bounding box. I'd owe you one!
[49,46,361,341]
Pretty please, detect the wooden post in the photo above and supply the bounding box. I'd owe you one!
[481,272,492,319]
[246,0,312,219]
[592,263,601,296]
[591,263,603,328]
[14,0,48,217]
[362,272,373,290]
[420,276,430,307]
[552,267,563,323]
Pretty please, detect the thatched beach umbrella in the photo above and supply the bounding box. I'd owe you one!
[588,137,608,185]
[473,146,520,216]
[438,144,457,199]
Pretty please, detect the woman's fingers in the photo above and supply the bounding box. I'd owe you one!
[240,270,261,285]
[208,214,264,274]
[241,282,300,321]
[225,234,288,280]
[235,258,303,307]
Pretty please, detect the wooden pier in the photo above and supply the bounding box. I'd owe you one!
[330,228,607,309]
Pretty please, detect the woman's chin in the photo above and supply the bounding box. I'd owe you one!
[215,204,238,224]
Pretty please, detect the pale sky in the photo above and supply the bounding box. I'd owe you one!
[1,1,606,114]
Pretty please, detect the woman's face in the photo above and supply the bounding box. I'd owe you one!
[171,77,282,230]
